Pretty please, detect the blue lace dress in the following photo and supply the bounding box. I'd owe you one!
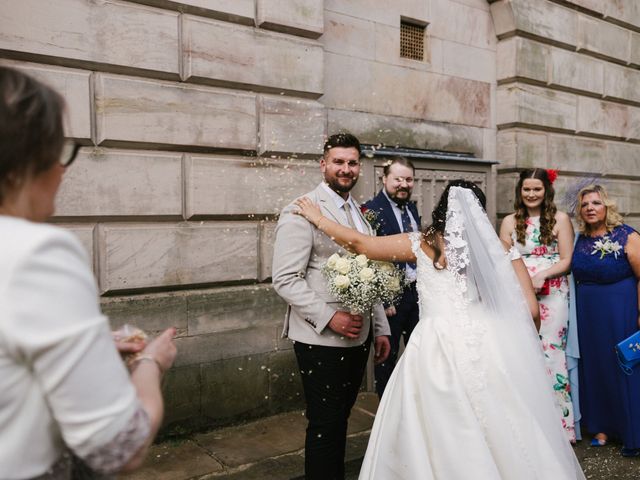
[571,224,640,448]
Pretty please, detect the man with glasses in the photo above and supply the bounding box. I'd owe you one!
[272,133,390,480]
[362,157,421,398]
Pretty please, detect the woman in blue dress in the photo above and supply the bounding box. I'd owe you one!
[571,184,640,457]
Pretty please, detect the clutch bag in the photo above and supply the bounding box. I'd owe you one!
[615,330,640,375]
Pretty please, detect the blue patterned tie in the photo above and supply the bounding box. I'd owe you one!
[401,205,417,270]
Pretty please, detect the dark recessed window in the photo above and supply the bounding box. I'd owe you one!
[400,20,425,61]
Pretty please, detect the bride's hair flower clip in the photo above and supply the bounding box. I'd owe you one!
[546,169,558,184]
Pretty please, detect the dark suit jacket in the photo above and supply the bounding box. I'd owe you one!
[363,190,422,274]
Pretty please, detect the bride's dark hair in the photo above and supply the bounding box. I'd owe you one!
[423,179,487,270]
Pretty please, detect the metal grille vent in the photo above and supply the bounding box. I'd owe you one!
[400,21,425,61]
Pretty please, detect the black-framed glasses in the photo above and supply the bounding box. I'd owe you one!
[59,141,81,168]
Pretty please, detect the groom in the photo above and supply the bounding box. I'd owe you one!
[272,133,391,480]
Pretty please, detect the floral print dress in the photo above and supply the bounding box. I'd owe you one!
[513,216,575,442]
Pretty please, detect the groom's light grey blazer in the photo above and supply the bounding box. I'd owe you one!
[272,183,391,347]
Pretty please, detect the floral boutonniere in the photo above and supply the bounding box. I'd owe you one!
[591,236,622,259]
[361,206,380,230]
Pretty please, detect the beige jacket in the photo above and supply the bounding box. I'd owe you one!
[272,183,391,347]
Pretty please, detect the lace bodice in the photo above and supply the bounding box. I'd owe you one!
[571,224,637,285]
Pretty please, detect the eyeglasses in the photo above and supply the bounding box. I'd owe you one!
[59,141,81,168]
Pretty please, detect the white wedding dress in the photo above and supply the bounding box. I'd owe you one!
[359,188,585,480]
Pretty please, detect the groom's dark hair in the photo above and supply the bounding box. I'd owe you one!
[323,133,361,156]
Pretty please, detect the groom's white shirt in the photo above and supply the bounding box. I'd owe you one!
[272,182,390,347]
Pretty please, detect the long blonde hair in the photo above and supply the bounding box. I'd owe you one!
[575,184,623,234]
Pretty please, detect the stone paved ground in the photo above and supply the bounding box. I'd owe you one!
[123,393,639,479]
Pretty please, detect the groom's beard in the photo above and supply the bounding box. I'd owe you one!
[389,188,412,206]
[326,175,358,194]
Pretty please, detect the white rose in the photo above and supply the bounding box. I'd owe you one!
[326,253,340,269]
[334,275,350,289]
[359,267,375,282]
[378,262,395,273]
[355,254,368,267]
[387,277,401,292]
[335,257,351,275]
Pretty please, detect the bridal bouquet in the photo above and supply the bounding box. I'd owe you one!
[322,253,404,313]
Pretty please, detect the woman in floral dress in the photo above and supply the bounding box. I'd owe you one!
[500,168,576,442]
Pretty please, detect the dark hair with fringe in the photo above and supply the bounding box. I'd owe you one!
[0,66,65,204]
[423,179,487,270]
[513,168,557,246]
[323,132,361,157]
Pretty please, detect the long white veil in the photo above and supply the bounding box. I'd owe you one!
[444,187,584,479]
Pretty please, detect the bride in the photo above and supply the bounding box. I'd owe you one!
[294,180,585,479]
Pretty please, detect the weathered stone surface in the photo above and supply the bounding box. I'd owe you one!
[442,41,496,83]
[1,61,91,139]
[268,350,304,413]
[129,0,255,24]
[328,109,485,156]
[174,326,276,367]
[59,224,95,268]
[162,365,202,427]
[120,439,222,480]
[632,33,640,67]
[324,0,429,28]
[372,23,443,73]
[496,130,548,169]
[56,148,182,217]
[549,47,604,95]
[98,222,258,292]
[604,0,640,31]
[483,128,497,160]
[604,65,640,105]
[430,0,495,50]
[181,15,323,95]
[257,0,323,38]
[548,135,606,174]
[200,354,271,423]
[94,74,256,150]
[258,96,326,156]
[259,221,277,281]
[628,108,640,142]
[323,10,376,60]
[101,291,188,336]
[497,84,577,131]
[325,54,491,128]
[0,0,179,74]
[565,0,604,15]
[184,156,320,218]
[496,172,519,214]
[496,37,548,83]
[491,0,578,48]
[605,142,640,177]
[576,97,630,139]
[578,15,630,63]
[187,285,285,335]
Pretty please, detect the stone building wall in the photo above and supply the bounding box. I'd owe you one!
[1,0,638,433]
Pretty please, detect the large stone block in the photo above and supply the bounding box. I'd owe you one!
[324,53,491,128]
[632,33,640,67]
[496,130,548,169]
[101,291,188,336]
[629,108,640,142]
[497,84,577,131]
[430,0,495,50]
[605,142,640,177]
[372,23,444,73]
[161,364,202,427]
[491,0,578,48]
[259,222,277,281]
[59,224,95,269]
[181,15,323,96]
[442,41,496,83]
[576,97,630,139]
[565,0,604,15]
[323,10,376,60]
[549,48,604,95]
[94,74,256,150]
[324,0,429,28]
[548,135,606,174]
[187,285,285,335]
[0,0,179,74]
[327,109,485,157]
[496,37,548,83]
[97,222,258,292]
[577,15,630,63]
[1,61,92,140]
[174,326,276,366]
[267,350,304,413]
[496,172,520,215]
[129,0,255,25]
[605,0,640,31]
[257,0,323,38]
[184,156,321,218]
[56,148,182,217]
[258,96,326,156]
[604,65,640,105]
[200,354,271,425]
